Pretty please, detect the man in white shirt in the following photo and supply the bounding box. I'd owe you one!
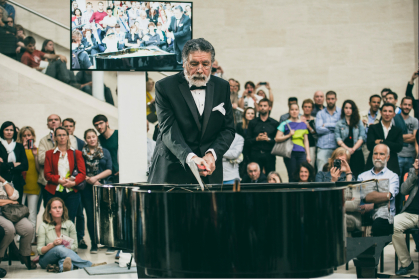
[102,7,117,29]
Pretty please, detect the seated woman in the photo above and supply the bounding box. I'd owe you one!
[37,197,92,273]
[294,162,315,182]
[0,176,35,270]
[315,147,354,182]
[82,129,112,253]
[267,171,282,183]
[125,25,141,48]
[141,22,160,47]
[43,126,86,223]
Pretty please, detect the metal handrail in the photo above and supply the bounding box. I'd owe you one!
[6,0,70,30]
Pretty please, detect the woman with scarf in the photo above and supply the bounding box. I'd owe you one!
[0,121,28,204]
[81,129,112,254]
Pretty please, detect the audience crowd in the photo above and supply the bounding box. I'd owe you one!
[0,1,114,105]
[71,1,192,68]
[0,1,418,276]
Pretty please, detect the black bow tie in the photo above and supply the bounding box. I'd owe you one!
[190,85,206,91]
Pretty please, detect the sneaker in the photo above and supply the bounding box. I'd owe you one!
[396,261,414,276]
[115,250,121,259]
[63,257,72,272]
[90,244,98,254]
[78,240,88,250]
[105,248,116,255]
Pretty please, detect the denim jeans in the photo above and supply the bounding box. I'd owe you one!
[316,148,334,173]
[21,193,40,242]
[43,190,81,223]
[80,184,96,247]
[39,245,92,272]
[223,179,236,185]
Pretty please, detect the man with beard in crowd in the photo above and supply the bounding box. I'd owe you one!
[148,38,235,184]
[246,98,279,175]
[315,91,341,172]
[358,144,399,236]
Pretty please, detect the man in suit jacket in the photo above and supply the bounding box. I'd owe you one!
[167,5,191,64]
[366,103,403,175]
[148,38,235,184]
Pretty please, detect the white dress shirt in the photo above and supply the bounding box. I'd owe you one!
[54,147,75,193]
[185,87,217,164]
[381,121,392,139]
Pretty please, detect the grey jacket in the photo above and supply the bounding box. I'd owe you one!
[400,168,418,213]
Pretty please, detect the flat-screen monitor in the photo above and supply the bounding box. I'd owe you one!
[70,1,192,71]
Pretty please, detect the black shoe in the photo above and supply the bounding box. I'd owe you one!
[78,239,88,249]
[396,261,414,275]
[0,267,7,278]
[90,244,98,254]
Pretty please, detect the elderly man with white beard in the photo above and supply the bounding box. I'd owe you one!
[147,38,235,184]
[357,143,399,236]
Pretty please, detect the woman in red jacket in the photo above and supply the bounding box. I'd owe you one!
[43,127,85,222]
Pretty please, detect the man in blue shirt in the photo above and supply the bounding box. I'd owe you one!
[315,91,341,172]
[358,143,399,236]
[0,0,14,20]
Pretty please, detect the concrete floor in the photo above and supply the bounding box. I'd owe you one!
[2,238,417,279]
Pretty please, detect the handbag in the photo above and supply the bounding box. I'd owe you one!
[72,150,86,191]
[271,122,294,158]
[1,204,29,223]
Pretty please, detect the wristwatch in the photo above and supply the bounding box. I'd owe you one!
[387,192,392,200]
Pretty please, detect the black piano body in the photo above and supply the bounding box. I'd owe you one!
[93,47,183,71]
[127,183,346,278]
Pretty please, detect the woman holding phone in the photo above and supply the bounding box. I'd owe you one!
[17,126,41,249]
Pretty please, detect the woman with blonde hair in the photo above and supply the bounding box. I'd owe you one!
[43,127,86,223]
[37,197,92,273]
[236,107,256,177]
[17,126,41,247]
[314,147,354,182]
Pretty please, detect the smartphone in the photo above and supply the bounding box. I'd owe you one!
[27,139,34,149]
[248,89,252,94]
[333,159,341,169]
[259,82,267,85]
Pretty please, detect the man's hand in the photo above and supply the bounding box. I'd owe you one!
[203,153,216,174]
[191,156,211,177]
[375,139,383,144]
[413,159,418,175]
[359,203,374,214]
[13,162,21,168]
[256,133,265,141]
[232,103,238,110]
[410,70,419,84]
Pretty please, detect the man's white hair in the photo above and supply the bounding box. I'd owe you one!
[247,162,260,171]
[373,143,390,157]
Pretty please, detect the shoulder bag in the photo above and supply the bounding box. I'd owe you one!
[72,150,86,191]
[1,203,29,223]
[271,122,294,158]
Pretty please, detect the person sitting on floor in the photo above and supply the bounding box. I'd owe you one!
[37,197,92,273]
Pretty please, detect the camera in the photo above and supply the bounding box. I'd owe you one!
[333,159,341,169]
[259,82,267,85]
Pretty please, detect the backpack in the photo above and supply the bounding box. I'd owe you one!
[71,49,85,69]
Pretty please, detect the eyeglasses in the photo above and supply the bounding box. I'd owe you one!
[7,21,13,23]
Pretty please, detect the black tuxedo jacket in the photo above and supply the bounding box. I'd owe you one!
[167,15,191,50]
[365,123,403,176]
[148,72,235,184]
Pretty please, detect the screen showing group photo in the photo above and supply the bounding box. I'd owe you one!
[70,1,192,71]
